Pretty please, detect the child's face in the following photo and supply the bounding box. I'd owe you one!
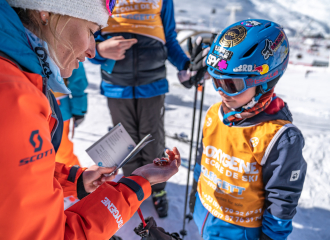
[219,87,257,109]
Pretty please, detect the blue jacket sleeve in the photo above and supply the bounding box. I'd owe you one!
[261,127,307,240]
[67,62,88,116]
[88,31,108,65]
[88,31,117,73]
[161,0,190,71]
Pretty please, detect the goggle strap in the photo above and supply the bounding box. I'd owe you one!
[254,93,262,102]
[222,108,244,126]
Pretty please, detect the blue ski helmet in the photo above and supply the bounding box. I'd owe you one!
[206,19,289,96]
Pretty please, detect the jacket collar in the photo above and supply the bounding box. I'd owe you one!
[0,0,44,76]
[218,101,293,127]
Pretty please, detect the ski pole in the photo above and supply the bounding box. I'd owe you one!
[180,85,198,238]
[184,83,205,226]
[194,82,205,174]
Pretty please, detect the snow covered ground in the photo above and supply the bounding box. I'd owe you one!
[72,60,330,239]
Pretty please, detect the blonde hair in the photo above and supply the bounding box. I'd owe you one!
[13,8,75,69]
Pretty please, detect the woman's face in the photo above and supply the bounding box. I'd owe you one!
[41,12,100,78]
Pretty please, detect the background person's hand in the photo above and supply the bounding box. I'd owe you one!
[82,165,118,193]
[96,36,137,60]
[132,147,181,186]
[178,36,210,88]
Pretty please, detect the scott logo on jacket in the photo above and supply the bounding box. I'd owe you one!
[19,130,53,166]
[29,130,43,152]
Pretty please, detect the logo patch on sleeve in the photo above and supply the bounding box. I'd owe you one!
[206,117,213,127]
[290,170,300,181]
[250,137,259,147]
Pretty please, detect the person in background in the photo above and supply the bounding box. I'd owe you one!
[54,62,88,167]
[189,19,307,240]
[89,0,208,218]
[0,0,181,239]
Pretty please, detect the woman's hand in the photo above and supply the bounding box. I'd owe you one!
[82,165,118,193]
[132,147,181,186]
[96,36,137,60]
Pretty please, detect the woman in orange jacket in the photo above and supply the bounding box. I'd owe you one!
[0,0,181,239]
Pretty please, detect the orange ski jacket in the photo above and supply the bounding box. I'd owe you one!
[0,55,152,239]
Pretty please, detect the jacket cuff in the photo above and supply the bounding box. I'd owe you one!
[183,60,190,70]
[95,46,107,61]
[123,176,152,202]
[54,163,86,198]
[77,172,90,200]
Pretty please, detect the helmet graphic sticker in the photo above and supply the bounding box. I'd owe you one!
[262,31,285,60]
[213,46,233,60]
[219,25,247,48]
[233,64,269,75]
[241,20,261,27]
[262,39,274,60]
[207,54,228,70]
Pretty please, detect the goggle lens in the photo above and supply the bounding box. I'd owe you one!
[212,77,245,94]
[106,0,116,16]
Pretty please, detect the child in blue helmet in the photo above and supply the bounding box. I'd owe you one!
[189,19,307,240]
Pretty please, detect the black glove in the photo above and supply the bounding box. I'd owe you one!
[72,114,85,128]
[134,217,182,240]
[178,37,210,89]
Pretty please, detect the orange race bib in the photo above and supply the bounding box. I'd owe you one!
[103,0,165,44]
[197,102,291,228]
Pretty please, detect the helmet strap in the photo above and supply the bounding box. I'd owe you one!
[256,76,281,95]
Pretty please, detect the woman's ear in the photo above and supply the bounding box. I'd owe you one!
[39,11,50,25]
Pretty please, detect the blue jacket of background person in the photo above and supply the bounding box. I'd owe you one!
[89,0,189,99]
[56,62,88,121]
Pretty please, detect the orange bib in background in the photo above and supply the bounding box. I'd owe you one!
[197,102,291,228]
[103,0,165,44]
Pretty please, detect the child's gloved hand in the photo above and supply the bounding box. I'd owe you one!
[134,216,182,240]
[178,36,210,88]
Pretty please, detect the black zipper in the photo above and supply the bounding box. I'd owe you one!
[42,77,48,95]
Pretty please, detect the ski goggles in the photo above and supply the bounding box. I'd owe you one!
[211,75,250,96]
[106,0,117,16]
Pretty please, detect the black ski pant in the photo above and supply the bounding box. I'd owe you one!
[107,95,166,193]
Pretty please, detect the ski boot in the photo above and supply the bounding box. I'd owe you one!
[152,190,168,218]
